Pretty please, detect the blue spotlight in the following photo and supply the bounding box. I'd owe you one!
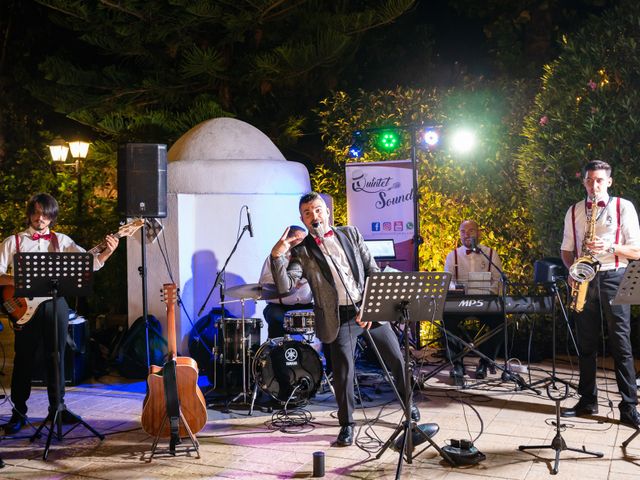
[348,131,366,158]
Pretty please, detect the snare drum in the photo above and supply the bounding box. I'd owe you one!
[253,337,323,405]
[284,309,315,334]
[217,318,262,364]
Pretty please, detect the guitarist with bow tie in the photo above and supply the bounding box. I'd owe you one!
[0,193,119,435]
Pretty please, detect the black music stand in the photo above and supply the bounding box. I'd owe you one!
[13,252,104,460]
[612,260,640,445]
[364,272,457,478]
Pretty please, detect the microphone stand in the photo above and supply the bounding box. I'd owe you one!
[470,244,529,390]
[198,221,251,402]
[198,224,250,317]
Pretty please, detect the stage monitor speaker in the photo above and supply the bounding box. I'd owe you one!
[117,143,167,218]
[32,315,90,387]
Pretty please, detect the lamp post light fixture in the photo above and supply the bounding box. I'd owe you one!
[48,138,91,218]
[48,137,70,162]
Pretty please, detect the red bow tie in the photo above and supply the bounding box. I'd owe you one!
[32,232,52,241]
[586,200,606,208]
[465,249,477,255]
[314,229,334,245]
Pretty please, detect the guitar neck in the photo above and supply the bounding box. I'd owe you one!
[87,229,129,255]
[166,299,177,358]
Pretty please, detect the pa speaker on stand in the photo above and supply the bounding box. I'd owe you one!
[117,143,168,218]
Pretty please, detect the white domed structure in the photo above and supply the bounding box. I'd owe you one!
[126,118,311,351]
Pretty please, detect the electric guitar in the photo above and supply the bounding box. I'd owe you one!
[0,219,144,326]
[141,283,207,443]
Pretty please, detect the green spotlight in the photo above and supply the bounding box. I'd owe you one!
[450,128,477,154]
[378,130,400,152]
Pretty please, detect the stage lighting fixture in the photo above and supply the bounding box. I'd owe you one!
[422,129,440,148]
[348,131,366,158]
[378,130,400,152]
[450,128,476,154]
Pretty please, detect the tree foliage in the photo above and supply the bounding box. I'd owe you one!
[316,83,539,281]
[448,0,619,77]
[30,0,416,146]
[517,0,640,255]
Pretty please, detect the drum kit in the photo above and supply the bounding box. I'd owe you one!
[216,283,327,412]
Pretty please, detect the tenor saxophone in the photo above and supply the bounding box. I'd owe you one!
[568,196,601,312]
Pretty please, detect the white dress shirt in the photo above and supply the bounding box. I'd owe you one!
[0,227,105,276]
[444,244,503,294]
[561,196,640,271]
[259,256,313,305]
[315,232,362,306]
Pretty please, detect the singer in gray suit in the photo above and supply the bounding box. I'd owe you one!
[271,192,436,447]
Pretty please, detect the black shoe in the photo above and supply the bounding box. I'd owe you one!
[2,410,27,434]
[410,405,421,422]
[336,425,353,447]
[560,399,599,418]
[476,361,489,379]
[620,408,640,429]
[449,362,465,386]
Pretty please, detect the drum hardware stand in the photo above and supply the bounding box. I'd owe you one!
[359,272,457,479]
[13,252,105,460]
[219,297,255,410]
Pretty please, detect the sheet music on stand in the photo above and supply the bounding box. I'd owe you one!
[612,260,640,305]
[13,252,94,298]
[361,271,451,324]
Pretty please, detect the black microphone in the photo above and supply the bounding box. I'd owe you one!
[311,221,325,239]
[470,237,479,253]
[246,206,254,237]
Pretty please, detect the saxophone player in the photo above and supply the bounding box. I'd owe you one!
[560,160,640,427]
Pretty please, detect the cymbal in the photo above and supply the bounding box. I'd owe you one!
[225,283,289,301]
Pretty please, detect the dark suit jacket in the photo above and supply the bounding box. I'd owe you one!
[271,225,378,343]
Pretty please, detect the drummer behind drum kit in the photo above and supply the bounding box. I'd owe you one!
[215,283,329,413]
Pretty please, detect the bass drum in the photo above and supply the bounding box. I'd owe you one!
[253,337,323,405]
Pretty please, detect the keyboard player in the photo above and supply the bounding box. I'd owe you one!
[443,220,504,385]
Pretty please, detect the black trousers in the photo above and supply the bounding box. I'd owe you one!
[574,269,637,410]
[442,313,503,364]
[11,298,69,415]
[330,306,408,426]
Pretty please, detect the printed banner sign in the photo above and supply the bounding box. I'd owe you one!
[345,160,415,271]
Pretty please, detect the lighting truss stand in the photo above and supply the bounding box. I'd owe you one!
[518,380,603,474]
[13,252,104,460]
[364,272,457,478]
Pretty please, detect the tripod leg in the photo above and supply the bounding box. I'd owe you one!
[179,411,201,458]
[249,381,259,416]
[622,429,640,448]
[148,415,168,462]
[323,370,335,397]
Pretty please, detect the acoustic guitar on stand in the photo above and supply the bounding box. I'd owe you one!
[0,219,145,327]
[141,283,207,449]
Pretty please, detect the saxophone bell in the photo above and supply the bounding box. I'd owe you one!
[569,258,598,282]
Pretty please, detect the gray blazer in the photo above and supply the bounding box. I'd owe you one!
[271,225,379,343]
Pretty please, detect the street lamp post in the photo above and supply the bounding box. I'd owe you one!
[49,138,90,219]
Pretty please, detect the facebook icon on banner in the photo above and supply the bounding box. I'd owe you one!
[371,222,380,232]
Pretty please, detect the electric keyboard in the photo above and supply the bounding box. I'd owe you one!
[443,294,553,315]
